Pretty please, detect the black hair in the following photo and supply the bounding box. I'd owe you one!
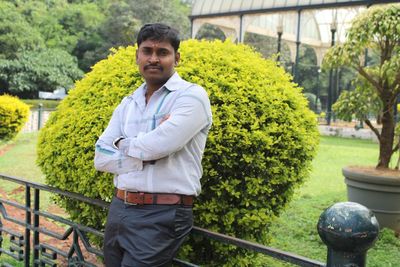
[136,23,180,52]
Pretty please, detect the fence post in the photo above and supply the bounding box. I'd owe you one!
[317,202,380,267]
[33,188,40,267]
[24,185,31,267]
[37,103,43,130]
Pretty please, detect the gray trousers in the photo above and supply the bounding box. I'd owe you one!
[103,196,193,267]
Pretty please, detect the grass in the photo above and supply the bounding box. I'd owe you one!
[0,132,44,193]
[21,99,60,110]
[267,136,400,266]
[0,132,43,181]
[0,238,24,267]
[0,133,58,207]
[0,134,399,266]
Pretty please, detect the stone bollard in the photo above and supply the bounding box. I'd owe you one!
[317,202,379,267]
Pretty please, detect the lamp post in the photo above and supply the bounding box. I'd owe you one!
[315,68,322,113]
[327,21,337,125]
[276,25,283,62]
[294,10,302,83]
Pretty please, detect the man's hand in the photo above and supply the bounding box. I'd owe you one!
[143,115,169,165]
[160,114,170,124]
[117,138,130,153]
[116,114,170,164]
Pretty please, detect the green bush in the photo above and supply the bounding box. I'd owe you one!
[0,94,30,140]
[37,40,319,266]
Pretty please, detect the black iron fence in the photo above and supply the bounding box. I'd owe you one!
[0,173,379,267]
[0,174,106,267]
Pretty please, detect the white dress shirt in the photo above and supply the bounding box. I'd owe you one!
[94,72,212,196]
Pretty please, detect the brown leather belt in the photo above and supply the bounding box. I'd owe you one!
[116,189,193,206]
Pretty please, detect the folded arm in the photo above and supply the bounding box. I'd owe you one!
[120,90,212,161]
[94,102,143,174]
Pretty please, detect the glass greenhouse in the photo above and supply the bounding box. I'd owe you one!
[190,0,399,120]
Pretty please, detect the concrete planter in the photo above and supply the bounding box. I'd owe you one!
[343,166,400,233]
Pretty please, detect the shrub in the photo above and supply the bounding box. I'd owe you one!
[37,40,319,266]
[0,94,30,140]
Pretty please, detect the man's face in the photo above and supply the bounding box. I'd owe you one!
[136,39,180,87]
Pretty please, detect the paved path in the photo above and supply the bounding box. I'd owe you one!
[318,125,378,141]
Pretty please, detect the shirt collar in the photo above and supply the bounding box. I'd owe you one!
[162,72,184,92]
[130,72,183,100]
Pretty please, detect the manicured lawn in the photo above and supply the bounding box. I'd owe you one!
[0,132,43,180]
[0,134,399,266]
[267,136,400,267]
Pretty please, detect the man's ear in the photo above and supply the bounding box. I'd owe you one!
[175,52,180,66]
[136,50,139,64]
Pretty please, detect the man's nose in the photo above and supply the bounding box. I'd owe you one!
[149,53,159,63]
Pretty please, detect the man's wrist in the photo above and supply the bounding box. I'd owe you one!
[112,136,125,149]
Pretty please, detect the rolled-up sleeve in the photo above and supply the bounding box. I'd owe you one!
[123,87,212,161]
[94,102,143,174]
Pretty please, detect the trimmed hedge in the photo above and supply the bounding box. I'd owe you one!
[0,94,29,140]
[37,40,319,265]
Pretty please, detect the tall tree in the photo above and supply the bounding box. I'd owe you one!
[127,0,191,39]
[0,0,194,83]
[327,4,400,168]
[77,0,192,72]
[196,23,226,41]
[0,48,83,98]
[0,1,45,59]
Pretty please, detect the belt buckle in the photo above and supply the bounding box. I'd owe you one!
[124,190,138,206]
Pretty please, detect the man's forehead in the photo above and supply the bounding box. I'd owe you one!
[139,39,173,49]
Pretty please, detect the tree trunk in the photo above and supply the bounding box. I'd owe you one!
[377,99,395,169]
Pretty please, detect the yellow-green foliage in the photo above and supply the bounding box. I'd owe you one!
[0,94,29,140]
[37,40,319,266]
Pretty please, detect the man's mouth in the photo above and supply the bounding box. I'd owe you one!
[144,65,162,71]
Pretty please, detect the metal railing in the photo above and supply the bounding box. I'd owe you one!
[0,173,379,267]
[0,174,106,267]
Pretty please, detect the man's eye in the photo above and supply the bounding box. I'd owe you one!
[159,50,169,56]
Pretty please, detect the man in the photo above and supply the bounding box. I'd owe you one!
[94,23,212,267]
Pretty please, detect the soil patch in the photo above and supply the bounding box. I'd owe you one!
[0,144,15,157]
[347,165,400,180]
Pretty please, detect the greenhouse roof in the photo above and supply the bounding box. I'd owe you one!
[191,0,399,65]
[191,0,397,18]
